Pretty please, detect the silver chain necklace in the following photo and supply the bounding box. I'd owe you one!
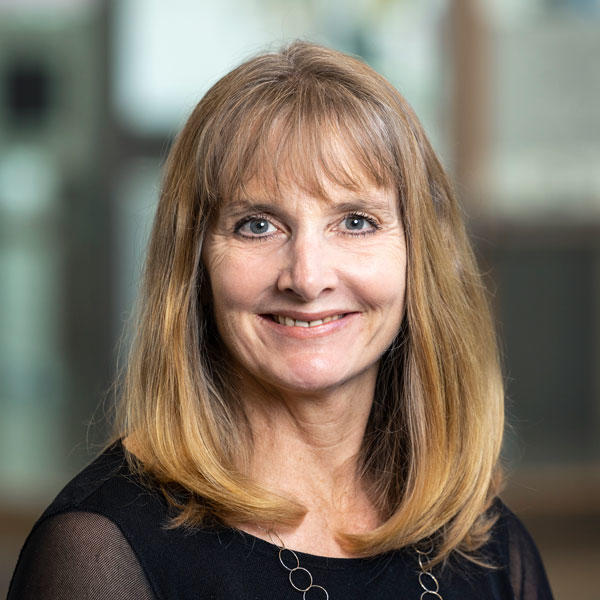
[268,532,444,599]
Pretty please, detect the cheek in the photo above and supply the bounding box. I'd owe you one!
[351,246,407,309]
[207,252,273,319]
[208,263,254,356]
[373,273,406,316]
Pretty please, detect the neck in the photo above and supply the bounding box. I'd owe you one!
[237,369,381,556]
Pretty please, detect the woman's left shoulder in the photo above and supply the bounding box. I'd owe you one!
[482,498,555,600]
[487,498,542,556]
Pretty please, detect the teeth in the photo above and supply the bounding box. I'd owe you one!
[273,314,344,327]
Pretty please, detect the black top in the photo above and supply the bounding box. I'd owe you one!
[8,441,554,599]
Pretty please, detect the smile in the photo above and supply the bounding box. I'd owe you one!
[258,311,359,338]
[270,314,345,328]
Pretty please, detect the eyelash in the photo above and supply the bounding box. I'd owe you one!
[234,212,380,241]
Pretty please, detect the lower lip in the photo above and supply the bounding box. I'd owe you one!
[258,313,359,339]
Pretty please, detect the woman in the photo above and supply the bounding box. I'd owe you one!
[9,41,553,599]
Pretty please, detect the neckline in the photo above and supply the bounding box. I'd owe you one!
[218,526,401,571]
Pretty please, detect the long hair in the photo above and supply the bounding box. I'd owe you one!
[115,41,504,565]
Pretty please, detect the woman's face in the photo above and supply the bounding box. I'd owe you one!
[203,174,406,397]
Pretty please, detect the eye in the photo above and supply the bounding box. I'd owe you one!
[341,213,378,234]
[236,216,278,238]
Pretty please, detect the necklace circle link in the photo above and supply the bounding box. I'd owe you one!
[278,547,300,570]
[303,585,329,600]
[418,571,440,592]
[289,566,313,591]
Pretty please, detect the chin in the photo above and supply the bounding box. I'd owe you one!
[261,361,370,396]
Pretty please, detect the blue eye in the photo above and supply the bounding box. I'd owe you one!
[248,219,269,234]
[343,214,377,233]
[236,217,277,237]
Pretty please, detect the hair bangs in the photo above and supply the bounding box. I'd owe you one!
[208,77,400,206]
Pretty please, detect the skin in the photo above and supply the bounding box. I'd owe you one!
[202,173,406,557]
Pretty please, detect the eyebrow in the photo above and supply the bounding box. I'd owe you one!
[332,199,394,214]
[221,200,280,218]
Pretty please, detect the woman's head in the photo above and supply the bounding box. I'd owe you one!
[159,41,459,385]
[119,41,504,563]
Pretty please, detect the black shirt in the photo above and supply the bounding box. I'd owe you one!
[8,441,554,599]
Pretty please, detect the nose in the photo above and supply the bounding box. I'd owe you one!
[276,232,338,301]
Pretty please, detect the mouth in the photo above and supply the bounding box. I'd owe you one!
[266,313,348,328]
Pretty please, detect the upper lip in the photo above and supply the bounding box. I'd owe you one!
[261,310,355,321]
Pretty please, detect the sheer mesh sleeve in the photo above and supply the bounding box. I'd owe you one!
[504,511,554,600]
[8,511,156,600]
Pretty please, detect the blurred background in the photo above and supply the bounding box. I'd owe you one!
[0,0,598,597]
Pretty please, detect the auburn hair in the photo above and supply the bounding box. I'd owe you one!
[114,40,504,565]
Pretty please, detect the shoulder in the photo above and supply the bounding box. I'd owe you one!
[33,440,173,578]
[8,511,156,599]
[10,442,240,599]
[8,441,168,599]
[488,498,542,559]
[483,498,555,599]
[40,440,166,523]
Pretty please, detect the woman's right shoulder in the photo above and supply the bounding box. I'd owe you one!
[7,440,163,600]
[8,510,157,599]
